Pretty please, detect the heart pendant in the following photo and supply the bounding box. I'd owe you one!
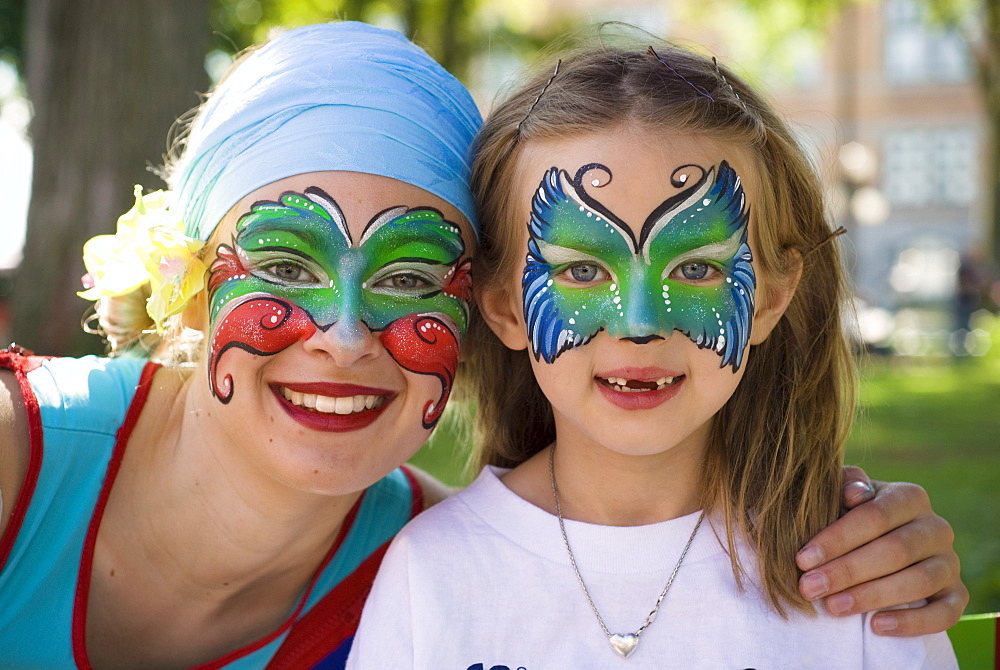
[609,633,639,658]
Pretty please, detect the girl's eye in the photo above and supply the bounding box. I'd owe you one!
[264,262,316,283]
[671,261,722,284]
[560,263,609,285]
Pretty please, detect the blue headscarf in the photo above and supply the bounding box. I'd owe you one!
[171,21,482,241]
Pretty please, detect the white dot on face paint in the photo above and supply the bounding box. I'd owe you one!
[702,199,711,206]
[592,179,600,187]
[569,318,575,325]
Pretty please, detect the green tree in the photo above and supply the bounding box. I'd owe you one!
[6,0,211,355]
[212,0,477,79]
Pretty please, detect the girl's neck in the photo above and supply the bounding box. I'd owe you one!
[502,425,707,527]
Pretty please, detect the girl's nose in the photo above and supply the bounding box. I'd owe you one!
[301,314,380,367]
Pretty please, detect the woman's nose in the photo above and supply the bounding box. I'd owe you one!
[301,314,381,367]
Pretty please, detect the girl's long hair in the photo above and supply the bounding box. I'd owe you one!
[467,41,856,615]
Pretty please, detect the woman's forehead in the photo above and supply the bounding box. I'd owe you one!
[214,171,475,247]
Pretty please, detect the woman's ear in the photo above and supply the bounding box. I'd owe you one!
[181,288,209,332]
[476,284,529,352]
[749,249,803,345]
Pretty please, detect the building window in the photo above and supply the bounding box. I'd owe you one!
[883,0,970,84]
[882,128,976,207]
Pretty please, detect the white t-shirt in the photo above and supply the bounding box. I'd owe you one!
[347,466,957,669]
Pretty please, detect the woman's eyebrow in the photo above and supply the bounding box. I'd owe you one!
[238,221,332,250]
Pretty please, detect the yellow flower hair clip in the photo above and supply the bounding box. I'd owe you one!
[79,185,206,333]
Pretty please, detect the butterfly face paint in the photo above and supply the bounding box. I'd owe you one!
[208,187,471,427]
[523,161,754,370]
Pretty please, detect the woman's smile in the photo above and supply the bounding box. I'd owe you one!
[269,380,397,432]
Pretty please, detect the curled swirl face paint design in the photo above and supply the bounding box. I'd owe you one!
[208,187,471,427]
[523,161,755,370]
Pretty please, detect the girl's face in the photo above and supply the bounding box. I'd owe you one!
[483,127,791,461]
[199,171,473,495]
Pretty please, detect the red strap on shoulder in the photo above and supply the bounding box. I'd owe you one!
[265,542,391,669]
[267,468,425,668]
[0,350,47,569]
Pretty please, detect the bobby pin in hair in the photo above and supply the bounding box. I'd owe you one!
[804,226,847,257]
[517,59,562,135]
[647,46,714,101]
[712,56,748,110]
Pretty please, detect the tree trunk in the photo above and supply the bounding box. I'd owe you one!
[982,0,1000,269]
[11,0,211,356]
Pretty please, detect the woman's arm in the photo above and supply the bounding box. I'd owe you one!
[0,368,31,538]
[796,466,967,636]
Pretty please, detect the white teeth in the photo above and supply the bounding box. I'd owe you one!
[602,376,678,392]
[281,387,385,415]
[314,395,337,413]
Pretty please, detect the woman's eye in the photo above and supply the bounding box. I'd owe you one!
[264,263,316,283]
[671,261,721,283]
[373,272,433,292]
[387,274,429,290]
[560,263,608,284]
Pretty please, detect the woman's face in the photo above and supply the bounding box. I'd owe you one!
[198,171,473,495]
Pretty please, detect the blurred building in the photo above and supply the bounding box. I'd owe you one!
[475,0,987,351]
[771,0,983,318]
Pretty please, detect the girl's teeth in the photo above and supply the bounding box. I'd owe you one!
[282,387,384,415]
[603,376,678,391]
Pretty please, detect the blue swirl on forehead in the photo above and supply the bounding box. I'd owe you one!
[170,21,482,241]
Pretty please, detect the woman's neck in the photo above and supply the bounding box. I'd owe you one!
[105,365,361,594]
[502,421,708,527]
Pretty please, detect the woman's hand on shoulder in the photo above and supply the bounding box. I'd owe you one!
[0,368,31,537]
[795,465,967,636]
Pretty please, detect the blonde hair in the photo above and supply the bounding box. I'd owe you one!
[468,42,857,616]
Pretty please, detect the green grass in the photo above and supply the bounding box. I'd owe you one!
[847,319,1000,616]
[410,317,1000,615]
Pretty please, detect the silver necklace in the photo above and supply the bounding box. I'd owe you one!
[548,446,705,660]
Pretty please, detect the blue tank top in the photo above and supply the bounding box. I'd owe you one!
[0,354,420,669]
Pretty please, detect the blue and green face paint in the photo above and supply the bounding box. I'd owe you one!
[522,161,755,371]
[208,187,471,426]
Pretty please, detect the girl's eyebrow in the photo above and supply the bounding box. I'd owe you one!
[535,240,610,266]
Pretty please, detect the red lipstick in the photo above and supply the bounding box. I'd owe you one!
[270,383,396,433]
